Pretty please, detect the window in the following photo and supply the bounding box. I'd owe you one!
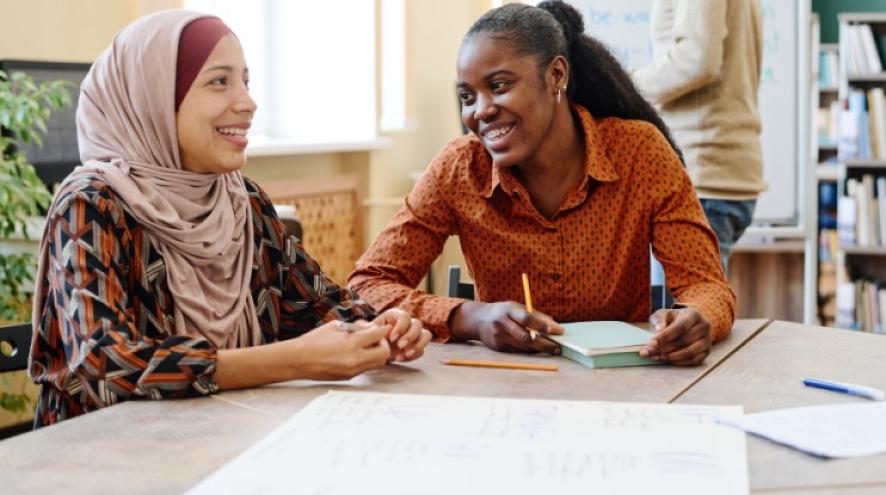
[185,0,380,147]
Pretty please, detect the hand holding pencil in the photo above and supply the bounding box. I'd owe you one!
[449,276,565,354]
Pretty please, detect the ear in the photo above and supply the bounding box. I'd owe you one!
[545,55,570,93]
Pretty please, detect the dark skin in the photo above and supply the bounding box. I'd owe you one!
[450,34,714,365]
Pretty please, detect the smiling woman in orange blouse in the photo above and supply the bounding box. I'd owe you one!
[29,10,430,427]
[348,1,735,367]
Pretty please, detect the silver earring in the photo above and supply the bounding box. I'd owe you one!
[557,88,562,104]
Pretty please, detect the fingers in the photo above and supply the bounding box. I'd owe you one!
[362,336,392,367]
[641,308,712,364]
[376,308,412,341]
[493,313,561,355]
[392,318,424,361]
[349,323,390,346]
[663,338,710,366]
[497,316,536,348]
[508,304,564,337]
[648,309,673,333]
[647,309,699,350]
[397,329,432,362]
[526,334,562,355]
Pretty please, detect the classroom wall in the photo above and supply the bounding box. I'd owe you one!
[363,0,490,293]
[1,0,493,290]
[0,0,136,62]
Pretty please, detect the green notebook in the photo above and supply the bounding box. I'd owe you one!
[549,321,659,369]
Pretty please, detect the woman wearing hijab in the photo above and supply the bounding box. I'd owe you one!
[28,10,431,427]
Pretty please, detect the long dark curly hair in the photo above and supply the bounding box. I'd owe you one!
[465,0,684,164]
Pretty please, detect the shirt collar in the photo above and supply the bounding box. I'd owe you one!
[481,104,619,199]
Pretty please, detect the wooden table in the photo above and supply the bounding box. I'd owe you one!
[675,320,886,494]
[0,319,767,494]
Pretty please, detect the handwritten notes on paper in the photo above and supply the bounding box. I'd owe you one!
[720,402,886,458]
[188,392,748,495]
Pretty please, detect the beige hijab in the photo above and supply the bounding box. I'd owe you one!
[32,10,262,349]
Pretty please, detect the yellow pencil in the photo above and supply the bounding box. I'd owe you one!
[440,359,558,372]
[521,272,538,340]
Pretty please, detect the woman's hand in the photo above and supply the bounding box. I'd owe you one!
[215,319,392,389]
[449,301,564,354]
[373,308,432,362]
[640,308,712,366]
[287,320,392,380]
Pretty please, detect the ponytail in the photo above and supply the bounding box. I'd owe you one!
[465,1,684,164]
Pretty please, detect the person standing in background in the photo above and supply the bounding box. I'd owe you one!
[633,0,767,271]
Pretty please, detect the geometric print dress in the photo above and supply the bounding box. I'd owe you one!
[29,176,372,427]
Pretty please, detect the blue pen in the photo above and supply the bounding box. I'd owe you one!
[803,378,886,401]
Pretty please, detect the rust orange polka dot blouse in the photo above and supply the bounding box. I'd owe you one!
[349,105,736,342]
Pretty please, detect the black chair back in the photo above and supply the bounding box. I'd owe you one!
[447,266,475,300]
[446,267,675,312]
[0,323,32,373]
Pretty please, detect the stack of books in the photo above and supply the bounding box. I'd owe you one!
[843,23,884,77]
[836,279,886,333]
[838,88,886,161]
[838,175,886,248]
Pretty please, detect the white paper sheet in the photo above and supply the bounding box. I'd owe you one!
[189,392,748,495]
[719,401,886,458]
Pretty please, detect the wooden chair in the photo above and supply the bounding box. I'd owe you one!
[446,266,674,311]
[261,175,362,285]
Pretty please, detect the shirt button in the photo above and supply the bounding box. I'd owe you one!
[551,273,561,281]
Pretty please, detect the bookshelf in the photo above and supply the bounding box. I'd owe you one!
[816,35,840,327]
[830,13,886,333]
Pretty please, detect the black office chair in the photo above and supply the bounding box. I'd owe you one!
[446,266,674,311]
[0,322,35,439]
[447,266,475,300]
[0,323,31,373]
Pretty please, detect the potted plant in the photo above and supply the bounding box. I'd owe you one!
[0,69,71,429]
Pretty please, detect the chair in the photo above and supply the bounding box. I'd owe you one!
[0,322,35,439]
[262,175,362,285]
[650,284,675,312]
[0,323,31,373]
[447,266,475,300]
[446,266,674,311]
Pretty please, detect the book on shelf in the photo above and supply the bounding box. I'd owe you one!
[842,175,886,248]
[836,279,886,333]
[844,23,884,76]
[817,102,841,148]
[869,88,886,159]
[838,191,857,246]
[838,90,871,160]
[819,49,840,88]
[878,177,886,247]
[818,230,838,327]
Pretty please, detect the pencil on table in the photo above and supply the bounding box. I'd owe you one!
[440,359,558,372]
[521,272,538,340]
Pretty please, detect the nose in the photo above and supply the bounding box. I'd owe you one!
[233,82,257,116]
[473,92,497,122]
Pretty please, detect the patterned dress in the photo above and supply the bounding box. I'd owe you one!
[29,176,372,427]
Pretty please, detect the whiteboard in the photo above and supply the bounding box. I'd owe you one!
[569,0,804,224]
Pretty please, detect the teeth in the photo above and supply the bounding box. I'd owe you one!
[217,127,247,136]
[486,125,513,141]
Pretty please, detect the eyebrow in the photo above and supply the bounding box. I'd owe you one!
[201,65,250,75]
[456,69,517,89]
